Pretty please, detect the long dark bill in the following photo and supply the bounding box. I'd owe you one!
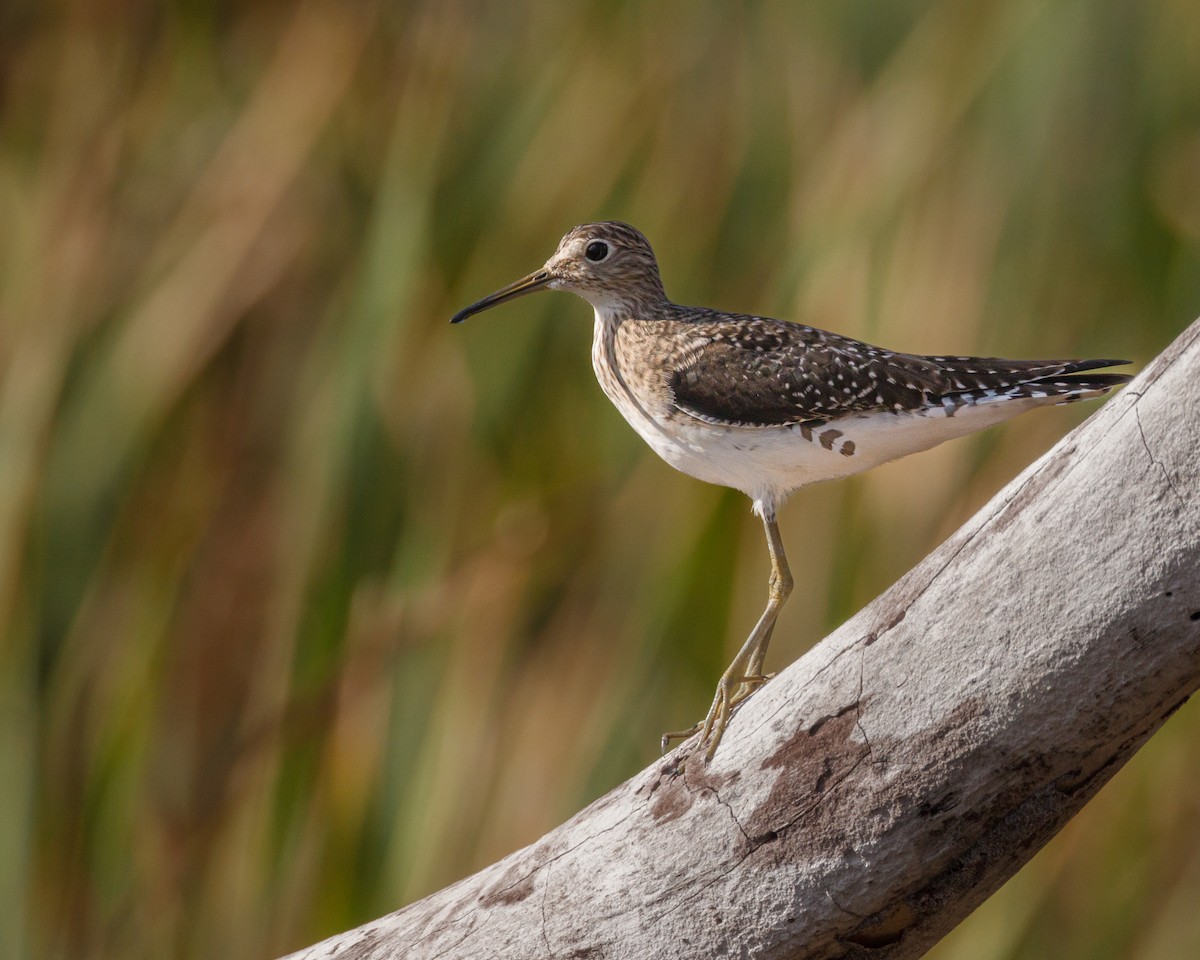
[450,270,551,324]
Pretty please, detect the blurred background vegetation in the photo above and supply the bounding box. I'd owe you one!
[2,0,1199,957]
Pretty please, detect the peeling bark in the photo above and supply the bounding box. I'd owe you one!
[283,318,1200,960]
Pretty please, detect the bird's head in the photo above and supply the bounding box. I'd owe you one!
[450,221,667,323]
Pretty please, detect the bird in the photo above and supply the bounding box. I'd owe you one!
[450,220,1131,764]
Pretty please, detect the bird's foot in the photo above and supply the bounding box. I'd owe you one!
[659,671,776,766]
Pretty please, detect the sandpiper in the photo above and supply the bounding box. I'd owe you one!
[451,221,1131,763]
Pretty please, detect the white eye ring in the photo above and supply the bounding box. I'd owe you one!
[584,240,611,263]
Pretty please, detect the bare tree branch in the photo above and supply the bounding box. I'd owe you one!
[284,318,1200,960]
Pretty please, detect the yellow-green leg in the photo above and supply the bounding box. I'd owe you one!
[662,512,793,763]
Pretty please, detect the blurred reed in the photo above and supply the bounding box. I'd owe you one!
[1,1,1198,958]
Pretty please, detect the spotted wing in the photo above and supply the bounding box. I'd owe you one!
[668,313,1130,427]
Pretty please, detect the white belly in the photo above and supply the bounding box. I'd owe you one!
[631,406,1021,501]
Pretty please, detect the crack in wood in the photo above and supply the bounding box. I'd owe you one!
[1134,406,1185,505]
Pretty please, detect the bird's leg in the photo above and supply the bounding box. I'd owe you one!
[661,512,793,763]
[726,515,790,698]
[698,513,792,760]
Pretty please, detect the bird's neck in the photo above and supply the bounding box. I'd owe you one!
[589,294,674,327]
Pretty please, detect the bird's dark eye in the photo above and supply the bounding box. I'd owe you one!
[585,240,610,262]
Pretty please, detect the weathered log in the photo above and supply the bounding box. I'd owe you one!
[285,318,1199,960]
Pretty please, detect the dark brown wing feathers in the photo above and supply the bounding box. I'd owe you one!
[667,311,1130,427]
